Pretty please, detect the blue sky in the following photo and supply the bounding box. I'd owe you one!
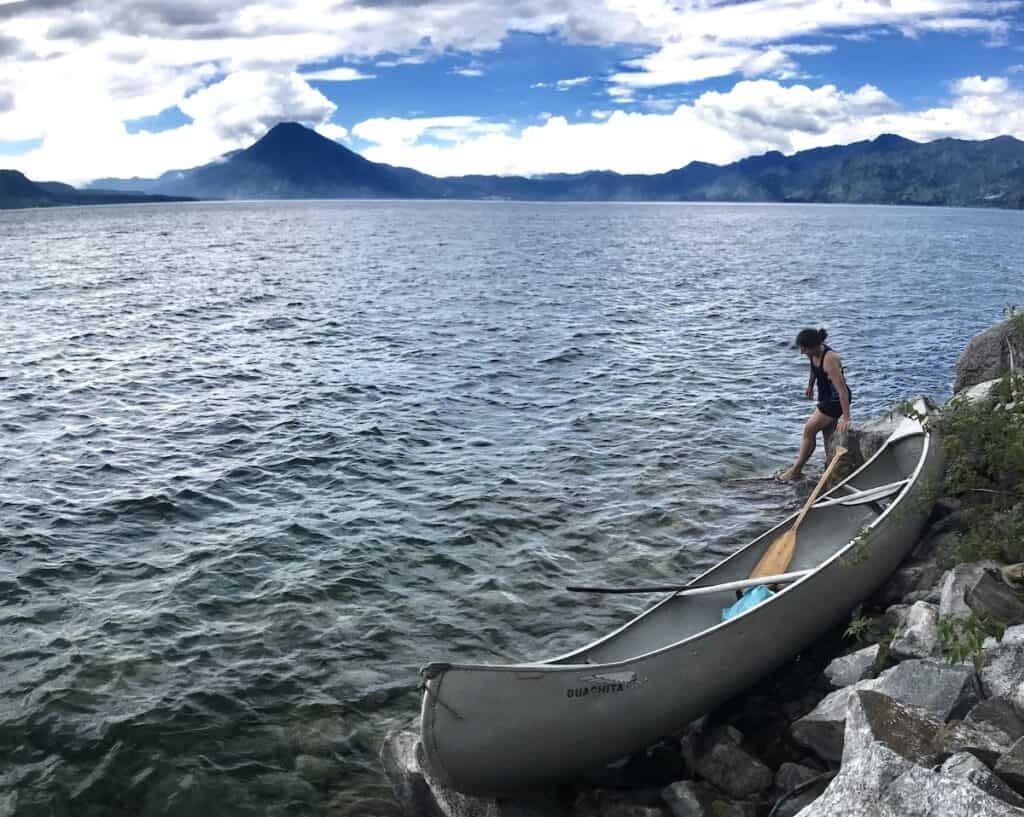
[1,0,1022,183]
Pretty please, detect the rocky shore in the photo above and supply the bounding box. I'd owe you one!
[381,315,1024,817]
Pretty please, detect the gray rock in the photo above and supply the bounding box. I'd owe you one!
[660,782,754,817]
[942,752,1024,808]
[250,772,318,803]
[795,691,1024,817]
[660,782,704,817]
[996,737,1024,796]
[791,659,979,763]
[693,728,772,799]
[294,753,338,786]
[939,562,1001,619]
[824,645,879,688]
[775,762,821,792]
[954,318,1024,393]
[874,565,944,608]
[967,697,1024,740]
[381,729,565,817]
[939,719,1016,765]
[572,789,669,817]
[889,602,942,660]
[979,644,1024,700]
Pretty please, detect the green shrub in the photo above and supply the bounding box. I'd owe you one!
[937,613,1005,672]
[937,367,1024,565]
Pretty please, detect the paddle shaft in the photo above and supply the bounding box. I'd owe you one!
[748,447,848,579]
[567,569,813,595]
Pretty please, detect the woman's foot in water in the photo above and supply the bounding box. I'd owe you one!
[776,467,802,482]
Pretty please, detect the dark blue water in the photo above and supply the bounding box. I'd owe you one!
[1,201,1021,816]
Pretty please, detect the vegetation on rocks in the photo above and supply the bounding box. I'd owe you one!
[938,369,1024,566]
[936,613,1006,672]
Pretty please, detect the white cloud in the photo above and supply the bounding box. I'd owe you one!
[178,70,336,142]
[316,122,349,141]
[301,66,376,82]
[556,76,590,90]
[349,76,1024,177]
[453,67,485,76]
[952,75,1010,95]
[5,70,337,183]
[351,116,509,149]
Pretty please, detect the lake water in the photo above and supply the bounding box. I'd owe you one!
[1,201,1021,816]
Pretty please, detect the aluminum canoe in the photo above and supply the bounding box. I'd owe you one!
[419,405,942,795]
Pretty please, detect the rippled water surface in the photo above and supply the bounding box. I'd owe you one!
[1,201,1022,816]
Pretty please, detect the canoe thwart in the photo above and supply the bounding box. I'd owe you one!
[813,479,909,508]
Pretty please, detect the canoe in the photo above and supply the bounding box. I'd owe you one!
[419,402,942,795]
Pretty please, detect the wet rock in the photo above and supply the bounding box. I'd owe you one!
[692,727,772,799]
[797,691,1023,817]
[294,753,337,786]
[942,752,1024,808]
[823,645,879,688]
[288,717,347,757]
[250,772,318,803]
[966,697,1024,740]
[380,729,563,817]
[791,659,979,763]
[660,782,754,817]
[889,602,941,660]
[954,316,1024,392]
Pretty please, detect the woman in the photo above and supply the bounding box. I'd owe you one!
[778,327,852,482]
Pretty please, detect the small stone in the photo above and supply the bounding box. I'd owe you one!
[693,729,772,798]
[823,645,879,688]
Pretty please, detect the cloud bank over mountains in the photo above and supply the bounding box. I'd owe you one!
[0,0,1021,182]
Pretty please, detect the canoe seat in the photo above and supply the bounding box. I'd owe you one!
[813,479,908,510]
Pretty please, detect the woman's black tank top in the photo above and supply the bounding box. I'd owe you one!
[810,346,850,404]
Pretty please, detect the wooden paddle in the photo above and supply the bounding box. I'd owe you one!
[748,447,848,580]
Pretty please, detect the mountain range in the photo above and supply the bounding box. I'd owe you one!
[4,121,1024,209]
[0,170,193,210]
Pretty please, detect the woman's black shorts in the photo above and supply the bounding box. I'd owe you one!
[818,401,844,419]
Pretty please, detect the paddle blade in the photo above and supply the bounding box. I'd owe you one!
[749,529,797,579]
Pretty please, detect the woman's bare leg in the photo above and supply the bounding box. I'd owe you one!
[779,409,837,481]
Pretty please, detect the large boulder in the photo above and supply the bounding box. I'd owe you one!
[941,752,1024,808]
[939,563,1024,623]
[830,397,936,473]
[795,691,1024,817]
[954,317,1024,393]
[791,659,979,763]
